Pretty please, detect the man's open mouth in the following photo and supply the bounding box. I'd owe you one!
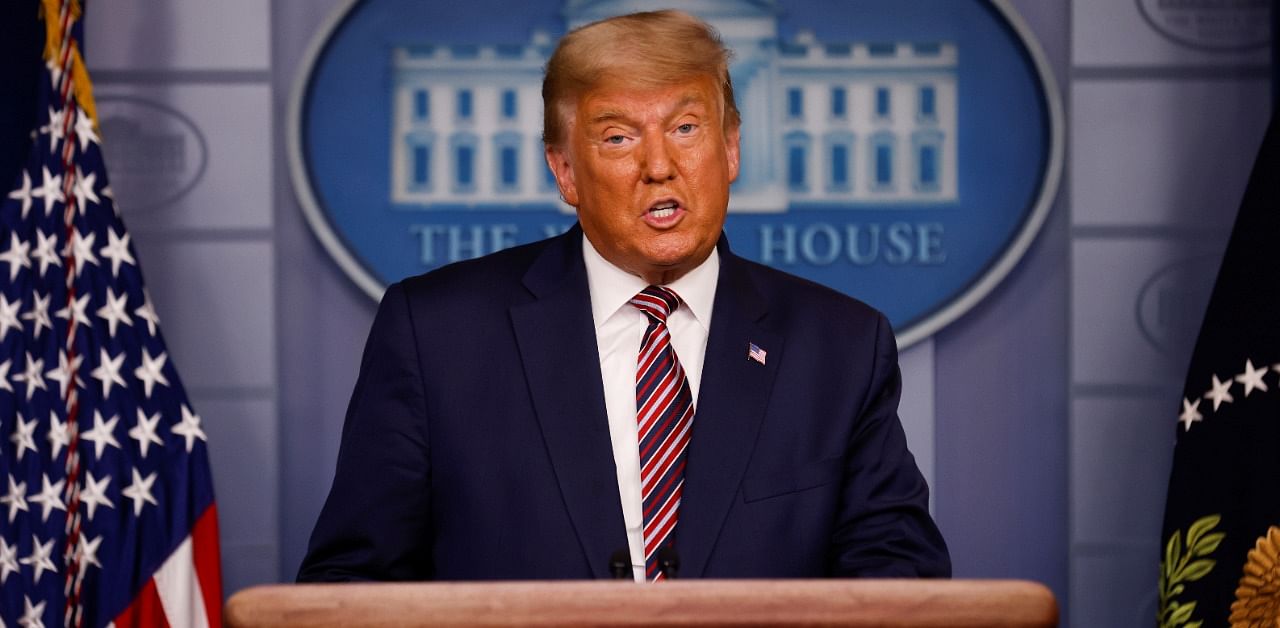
[649,201,679,219]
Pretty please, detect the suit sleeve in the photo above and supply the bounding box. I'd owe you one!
[297,282,434,581]
[830,312,951,578]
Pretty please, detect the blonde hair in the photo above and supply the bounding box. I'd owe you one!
[541,10,740,147]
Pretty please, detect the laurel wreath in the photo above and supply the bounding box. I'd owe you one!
[1159,514,1225,628]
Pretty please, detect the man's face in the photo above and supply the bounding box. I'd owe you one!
[546,75,741,285]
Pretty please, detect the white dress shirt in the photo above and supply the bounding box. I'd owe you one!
[582,234,719,581]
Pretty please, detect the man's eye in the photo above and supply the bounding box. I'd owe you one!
[676,124,696,134]
[605,135,626,144]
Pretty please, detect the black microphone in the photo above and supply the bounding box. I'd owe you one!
[656,546,680,580]
[608,548,631,580]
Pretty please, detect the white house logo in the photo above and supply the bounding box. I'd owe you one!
[97,96,208,213]
[1137,255,1218,357]
[1137,0,1271,51]
[289,0,1062,347]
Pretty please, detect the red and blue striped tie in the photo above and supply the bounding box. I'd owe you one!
[629,286,694,581]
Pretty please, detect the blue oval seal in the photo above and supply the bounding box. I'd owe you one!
[289,0,1062,347]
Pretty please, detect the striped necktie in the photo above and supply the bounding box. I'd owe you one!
[629,285,694,581]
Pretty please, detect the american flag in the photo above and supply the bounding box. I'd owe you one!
[747,342,766,366]
[0,1,221,626]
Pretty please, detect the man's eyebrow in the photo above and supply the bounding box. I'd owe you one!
[588,110,628,126]
[586,93,710,127]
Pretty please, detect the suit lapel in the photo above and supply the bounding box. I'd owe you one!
[678,245,783,577]
[509,227,628,578]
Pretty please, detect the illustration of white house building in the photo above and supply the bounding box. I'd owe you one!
[390,0,957,211]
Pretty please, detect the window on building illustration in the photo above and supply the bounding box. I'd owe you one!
[868,42,896,57]
[825,132,854,192]
[787,88,803,119]
[912,130,943,192]
[494,132,520,192]
[875,87,890,118]
[502,89,518,120]
[789,146,805,189]
[831,144,848,188]
[501,147,518,186]
[871,132,895,190]
[918,145,937,188]
[414,90,430,121]
[784,131,810,191]
[918,86,936,120]
[413,144,430,187]
[831,87,846,118]
[406,132,434,192]
[451,133,477,192]
[457,145,473,187]
[457,89,473,120]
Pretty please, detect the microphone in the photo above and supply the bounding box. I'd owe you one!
[656,546,680,580]
[608,548,631,580]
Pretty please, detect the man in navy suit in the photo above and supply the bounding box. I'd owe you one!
[299,10,949,582]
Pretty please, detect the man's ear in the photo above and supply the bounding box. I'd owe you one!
[724,124,741,184]
[545,146,579,206]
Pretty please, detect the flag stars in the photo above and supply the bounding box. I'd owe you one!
[82,410,122,460]
[7,169,34,218]
[0,233,31,282]
[0,359,13,393]
[130,408,164,457]
[19,535,57,582]
[79,471,114,521]
[0,537,17,584]
[90,348,127,398]
[97,288,133,337]
[134,349,169,398]
[13,352,47,401]
[1235,359,1270,397]
[43,105,66,149]
[77,534,103,575]
[9,413,38,461]
[46,413,71,458]
[0,294,22,340]
[74,166,99,216]
[45,351,82,401]
[29,231,59,276]
[32,165,64,215]
[173,404,208,453]
[135,290,161,336]
[1179,398,1203,432]
[69,229,99,277]
[45,58,62,88]
[18,595,47,628]
[100,228,135,277]
[1203,374,1235,411]
[27,474,66,523]
[122,468,159,516]
[75,106,99,152]
[1,476,28,522]
[22,292,52,338]
[55,293,90,325]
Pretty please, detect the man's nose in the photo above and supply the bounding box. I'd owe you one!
[640,135,676,182]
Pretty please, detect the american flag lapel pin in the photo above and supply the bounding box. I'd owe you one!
[748,342,767,365]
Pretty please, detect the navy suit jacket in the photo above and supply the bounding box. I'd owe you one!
[298,225,949,581]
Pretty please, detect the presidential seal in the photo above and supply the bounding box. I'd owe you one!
[290,0,1062,347]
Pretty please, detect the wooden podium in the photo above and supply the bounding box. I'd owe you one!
[225,580,1057,627]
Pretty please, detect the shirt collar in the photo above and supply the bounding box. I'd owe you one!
[582,232,719,332]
